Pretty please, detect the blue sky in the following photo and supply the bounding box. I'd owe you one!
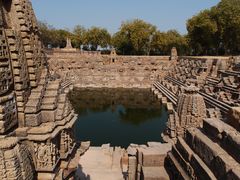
[31,0,220,35]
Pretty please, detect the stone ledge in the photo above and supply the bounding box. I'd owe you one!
[142,166,169,180]
[27,114,77,141]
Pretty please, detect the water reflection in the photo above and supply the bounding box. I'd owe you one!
[118,107,163,125]
[69,88,168,147]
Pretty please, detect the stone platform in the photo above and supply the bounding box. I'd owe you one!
[76,142,171,180]
[76,144,126,180]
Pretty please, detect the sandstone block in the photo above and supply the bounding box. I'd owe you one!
[176,137,193,162]
[203,118,223,138]
[190,153,216,180]
[211,153,238,179]
[127,146,137,156]
[141,148,167,167]
[128,156,137,179]
[223,131,240,163]
[41,110,57,122]
[226,167,240,180]
[142,166,170,180]
[25,112,41,127]
[229,107,240,130]
[171,145,190,175]
[193,129,223,166]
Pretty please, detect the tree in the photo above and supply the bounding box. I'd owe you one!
[214,0,240,54]
[112,19,156,55]
[38,21,55,47]
[112,31,132,55]
[187,10,218,55]
[54,29,72,48]
[84,27,111,51]
[38,21,71,48]
[186,0,240,55]
[72,25,86,48]
[151,30,189,55]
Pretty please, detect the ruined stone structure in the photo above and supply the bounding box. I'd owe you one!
[52,49,240,179]
[0,1,77,179]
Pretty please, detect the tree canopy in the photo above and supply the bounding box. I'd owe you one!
[112,19,188,55]
[84,27,111,51]
[38,21,71,48]
[112,19,157,55]
[151,30,189,55]
[187,0,240,55]
[71,25,86,48]
[38,0,240,56]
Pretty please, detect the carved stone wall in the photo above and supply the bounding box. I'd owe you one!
[0,0,78,179]
[47,51,171,88]
[154,56,240,179]
[0,23,18,135]
[0,137,35,180]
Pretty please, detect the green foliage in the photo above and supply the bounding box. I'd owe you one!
[39,0,240,56]
[187,10,218,55]
[112,19,188,55]
[84,27,111,51]
[187,0,240,55]
[112,19,157,55]
[151,30,189,55]
[38,19,189,55]
[71,25,86,48]
[216,0,240,54]
[38,21,53,47]
[38,22,111,50]
[38,21,71,48]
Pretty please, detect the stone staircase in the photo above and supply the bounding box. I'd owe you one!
[76,144,126,180]
[166,118,240,180]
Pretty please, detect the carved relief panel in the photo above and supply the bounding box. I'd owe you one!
[34,139,60,171]
[60,129,74,158]
[0,28,13,95]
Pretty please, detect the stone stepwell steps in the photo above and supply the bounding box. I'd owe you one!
[164,76,232,114]
[153,81,177,105]
[170,137,217,180]
[185,127,240,179]
[166,118,240,180]
[166,151,191,180]
[203,118,240,164]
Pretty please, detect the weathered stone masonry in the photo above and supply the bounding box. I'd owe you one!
[0,1,77,179]
[47,50,171,88]
[0,0,240,179]
[152,56,240,180]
